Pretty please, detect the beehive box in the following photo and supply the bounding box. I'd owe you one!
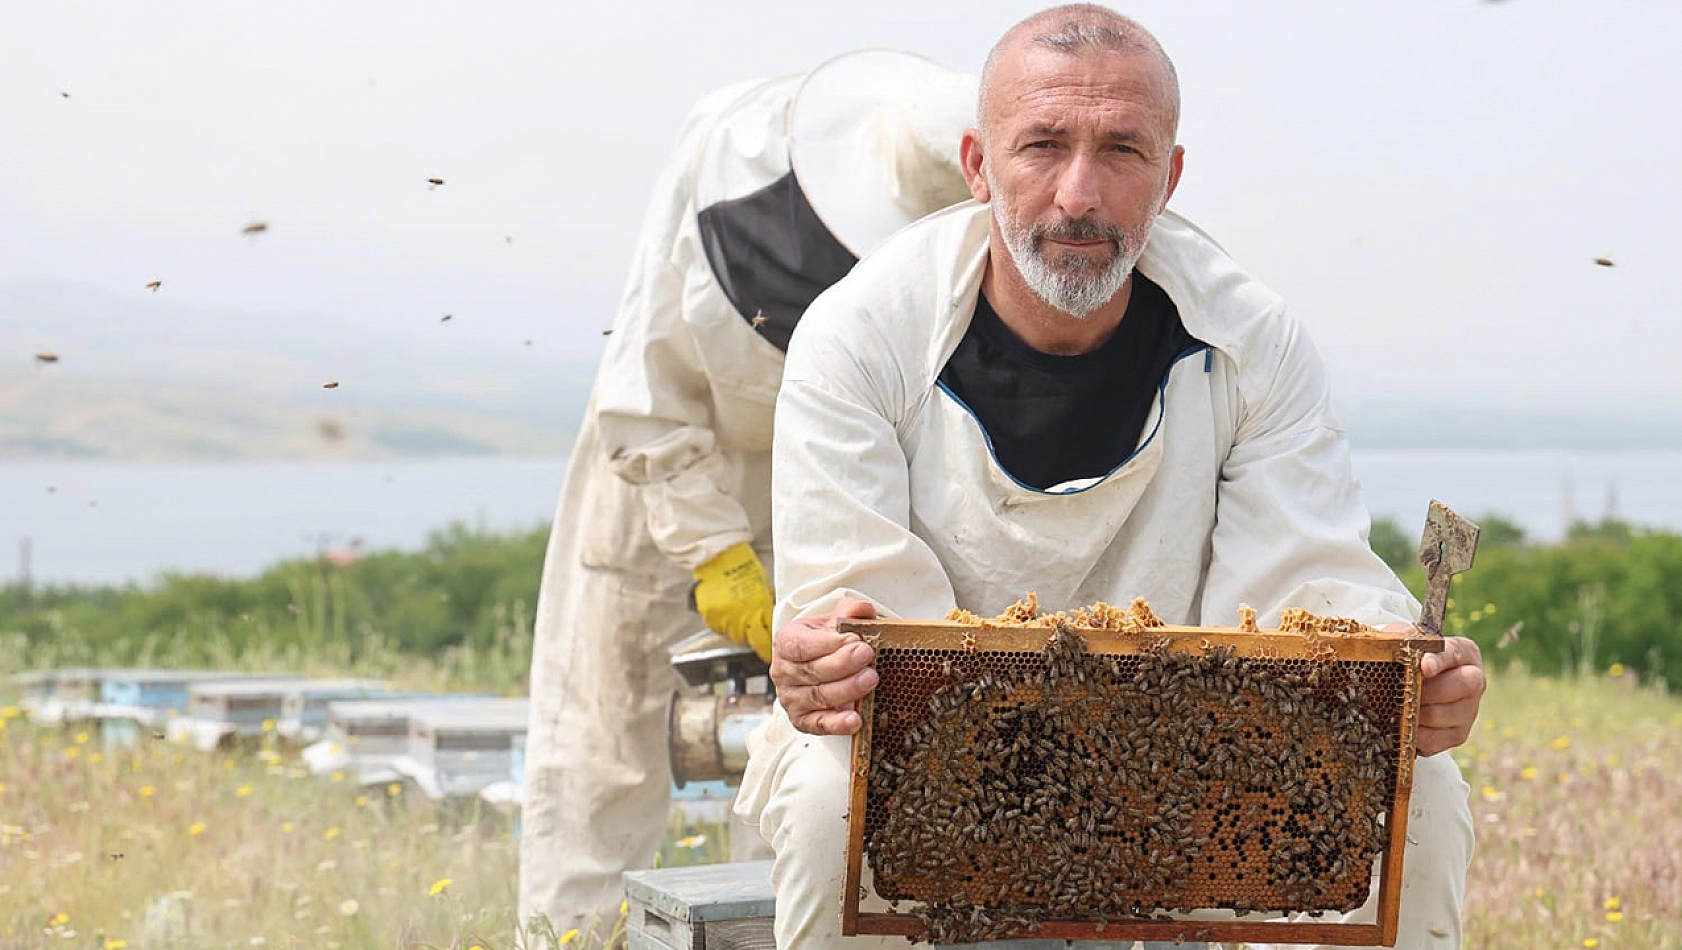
[838,602,1439,948]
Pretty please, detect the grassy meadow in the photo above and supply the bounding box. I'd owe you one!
[1,663,1675,949]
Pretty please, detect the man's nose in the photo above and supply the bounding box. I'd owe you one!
[1053,152,1101,220]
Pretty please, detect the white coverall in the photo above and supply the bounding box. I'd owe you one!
[734,202,1475,950]
[520,75,807,937]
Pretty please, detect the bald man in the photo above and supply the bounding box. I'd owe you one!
[734,6,1480,950]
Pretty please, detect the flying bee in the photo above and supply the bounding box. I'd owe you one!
[35,352,59,364]
[241,220,269,236]
[1594,257,1614,267]
[427,177,445,188]
[322,381,340,389]
[440,314,452,322]
[145,280,161,291]
[751,311,768,328]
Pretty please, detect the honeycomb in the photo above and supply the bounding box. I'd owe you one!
[852,602,1419,945]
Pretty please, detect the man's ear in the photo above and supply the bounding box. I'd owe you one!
[1159,143,1185,211]
[960,128,991,204]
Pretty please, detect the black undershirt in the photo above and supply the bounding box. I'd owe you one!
[938,274,1200,491]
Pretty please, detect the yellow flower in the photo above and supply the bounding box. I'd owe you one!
[324,827,341,841]
[261,719,276,732]
[89,752,103,765]
[188,821,206,836]
[1584,939,1599,948]
[138,785,156,798]
[1604,897,1620,910]
[1,705,20,718]
[620,899,629,916]
[354,795,368,807]
[1520,766,1538,780]
[560,930,580,945]
[386,783,402,798]
[1533,888,1545,900]
[64,747,81,760]
[1479,786,1502,803]
[1606,911,1624,923]
[0,782,6,794]
[330,771,345,783]
[1551,736,1571,751]
[49,912,69,927]
[1608,663,1625,678]
[236,784,254,798]
[106,940,128,949]
[75,731,89,744]
[428,877,452,896]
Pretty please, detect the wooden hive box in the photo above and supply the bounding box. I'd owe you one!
[839,606,1439,948]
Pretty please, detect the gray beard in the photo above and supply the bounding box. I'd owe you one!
[987,170,1160,319]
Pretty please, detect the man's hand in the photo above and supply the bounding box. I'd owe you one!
[1416,635,1486,756]
[772,598,881,736]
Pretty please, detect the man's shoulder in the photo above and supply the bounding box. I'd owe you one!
[1140,211,1299,369]
[796,202,989,347]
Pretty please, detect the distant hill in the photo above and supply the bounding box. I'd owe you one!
[3,281,595,460]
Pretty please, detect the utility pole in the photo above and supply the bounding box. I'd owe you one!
[18,537,32,607]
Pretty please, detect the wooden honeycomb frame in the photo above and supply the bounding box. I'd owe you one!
[838,618,1441,947]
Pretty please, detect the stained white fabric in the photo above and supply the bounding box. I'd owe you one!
[518,76,796,938]
[734,202,1472,950]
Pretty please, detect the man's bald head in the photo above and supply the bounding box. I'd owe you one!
[978,5,1180,143]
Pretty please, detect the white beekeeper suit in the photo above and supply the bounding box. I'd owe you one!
[519,51,978,942]
[734,203,1474,950]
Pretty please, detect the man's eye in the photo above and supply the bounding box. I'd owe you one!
[1026,140,1057,150]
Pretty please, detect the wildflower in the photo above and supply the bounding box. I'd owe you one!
[1583,940,1599,948]
[49,913,69,927]
[620,899,629,916]
[338,899,359,917]
[1604,897,1620,910]
[75,732,89,744]
[331,771,344,783]
[251,938,267,947]
[324,827,340,841]
[354,795,368,807]
[1608,663,1625,678]
[261,719,276,732]
[281,823,294,834]
[1,705,20,718]
[560,929,580,945]
[387,783,402,798]
[1479,786,1502,803]
[64,747,80,760]
[428,878,452,896]
[1532,888,1545,899]
[236,785,254,798]
[106,940,128,949]
[187,822,206,836]
[138,786,156,798]
[89,752,103,765]
[676,834,708,848]
[1520,767,1538,780]
[1551,736,1570,751]
[1606,911,1624,923]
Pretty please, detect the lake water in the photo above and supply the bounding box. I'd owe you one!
[3,450,1679,587]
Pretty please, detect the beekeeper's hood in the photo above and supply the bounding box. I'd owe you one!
[789,49,978,257]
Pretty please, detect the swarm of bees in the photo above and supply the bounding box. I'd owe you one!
[860,604,1405,944]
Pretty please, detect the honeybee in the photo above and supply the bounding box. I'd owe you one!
[323,381,340,389]
[145,280,162,291]
[427,177,445,188]
[242,221,269,236]
[35,352,59,364]
[440,314,452,322]
[1593,257,1614,267]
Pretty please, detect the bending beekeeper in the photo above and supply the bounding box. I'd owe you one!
[519,50,978,944]
[735,7,1486,950]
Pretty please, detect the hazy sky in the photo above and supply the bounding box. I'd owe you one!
[4,0,1678,409]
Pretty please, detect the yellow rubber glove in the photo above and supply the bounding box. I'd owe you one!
[691,541,774,663]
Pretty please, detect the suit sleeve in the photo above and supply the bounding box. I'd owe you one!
[591,104,755,572]
[769,304,957,627]
[1199,313,1420,628]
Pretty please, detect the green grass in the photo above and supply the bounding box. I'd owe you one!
[1,664,1675,949]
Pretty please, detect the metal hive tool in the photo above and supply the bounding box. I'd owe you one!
[836,608,1442,948]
